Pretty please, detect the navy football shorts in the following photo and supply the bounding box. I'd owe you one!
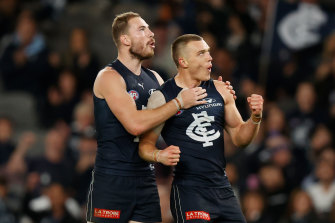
[86,171,162,223]
[170,184,246,223]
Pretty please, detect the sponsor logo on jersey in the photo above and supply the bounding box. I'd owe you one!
[176,109,184,116]
[186,211,211,221]
[196,97,222,110]
[149,163,155,171]
[148,89,156,95]
[128,90,139,100]
[94,208,120,219]
[186,111,221,147]
[203,97,216,103]
[138,82,144,89]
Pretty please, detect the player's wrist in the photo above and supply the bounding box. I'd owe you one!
[173,98,181,111]
[152,150,161,162]
[176,92,184,109]
[251,113,262,125]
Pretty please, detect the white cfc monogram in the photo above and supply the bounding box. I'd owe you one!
[186,111,220,147]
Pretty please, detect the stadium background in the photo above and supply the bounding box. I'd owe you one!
[0,0,335,222]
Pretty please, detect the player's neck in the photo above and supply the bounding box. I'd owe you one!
[175,72,201,89]
[117,53,142,75]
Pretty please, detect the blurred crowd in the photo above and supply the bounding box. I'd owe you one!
[0,0,335,223]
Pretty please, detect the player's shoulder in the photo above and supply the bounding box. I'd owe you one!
[94,66,126,93]
[96,66,123,82]
[160,77,175,89]
[147,68,164,85]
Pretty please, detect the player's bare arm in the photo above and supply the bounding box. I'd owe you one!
[139,130,180,166]
[94,68,207,136]
[214,80,264,147]
[138,90,180,166]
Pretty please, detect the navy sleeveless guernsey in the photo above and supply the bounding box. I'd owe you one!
[93,59,160,176]
[160,78,230,188]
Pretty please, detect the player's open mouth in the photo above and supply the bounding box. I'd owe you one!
[148,41,155,48]
[207,65,212,72]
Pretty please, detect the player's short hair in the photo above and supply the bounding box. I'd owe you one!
[171,34,203,67]
[112,12,140,47]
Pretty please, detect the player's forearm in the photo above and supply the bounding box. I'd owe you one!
[129,100,178,135]
[139,141,160,163]
[234,115,261,147]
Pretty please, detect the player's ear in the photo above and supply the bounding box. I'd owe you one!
[178,57,188,68]
[120,34,131,46]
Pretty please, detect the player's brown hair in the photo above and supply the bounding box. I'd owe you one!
[112,12,140,47]
[171,34,203,67]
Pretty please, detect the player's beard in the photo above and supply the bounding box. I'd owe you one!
[129,44,154,61]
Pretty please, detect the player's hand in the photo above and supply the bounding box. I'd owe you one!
[158,145,180,166]
[247,94,264,116]
[177,87,207,109]
[217,76,236,100]
[224,81,236,100]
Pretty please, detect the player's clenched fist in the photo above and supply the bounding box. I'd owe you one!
[158,145,181,166]
[247,94,264,116]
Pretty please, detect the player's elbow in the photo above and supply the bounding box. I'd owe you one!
[231,135,251,148]
[127,124,146,136]
[235,141,250,148]
[138,146,144,159]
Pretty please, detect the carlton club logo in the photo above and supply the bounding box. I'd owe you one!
[94,208,120,219]
[186,211,211,221]
[186,111,220,147]
[128,90,139,100]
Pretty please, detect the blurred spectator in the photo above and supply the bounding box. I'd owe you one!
[0,176,15,223]
[225,13,258,79]
[314,55,335,111]
[35,0,67,22]
[40,85,65,128]
[308,124,333,164]
[263,134,307,190]
[58,70,80,117]
[26,183,81,223]
[226,162,241,199]
[62,28,99,94]
[0,117,36,180]
[328,92,335,139]
[73,136,96,205]
[258,163,289,223]
[288,82,324,151]
[201,31,218,52]
[25,128,74,196]
[211,48,237,84]
[305,158,335,218]
[0,117,15,169]
[277,57,304,100]
[0,10,55,97]
[146,20,180,78]
[195,1,228,38]
[241,190,273,223]
[68,101,94,159]
[0,0,20,39]
[280,189,318,223]
[243,123,266,178]
[6,132,36,179]
[264,104,287,136]
[40,70,80,127]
